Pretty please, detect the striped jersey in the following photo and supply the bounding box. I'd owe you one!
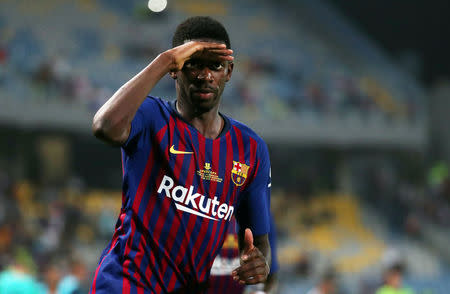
[90,97,271,294]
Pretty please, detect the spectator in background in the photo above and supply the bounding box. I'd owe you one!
[41,262,62,294]
[307,270,338,294]
[57,258,88,294]
[375,263,414,294]
[0,248,42,294]
[33,59,54,93]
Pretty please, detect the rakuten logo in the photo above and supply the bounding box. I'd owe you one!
[157,175,234,221]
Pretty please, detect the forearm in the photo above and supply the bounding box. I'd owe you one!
[263,272,278,294]
[92,53,171,144]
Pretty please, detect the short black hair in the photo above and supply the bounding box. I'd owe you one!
[172,16,231,49]
[387,263,405,274]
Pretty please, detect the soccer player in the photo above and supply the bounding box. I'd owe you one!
[90,16,272,294]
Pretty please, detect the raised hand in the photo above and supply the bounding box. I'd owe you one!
[232,228,270,285]
[163,41,234,73]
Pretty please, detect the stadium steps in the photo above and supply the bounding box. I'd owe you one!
[275,194,385,274]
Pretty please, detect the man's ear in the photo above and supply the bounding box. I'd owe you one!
[169,71,177,80]
[225,62,234,82]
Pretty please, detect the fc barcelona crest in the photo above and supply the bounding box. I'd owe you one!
[231,161,249,186]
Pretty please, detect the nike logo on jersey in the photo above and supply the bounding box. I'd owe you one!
[157,175,234,221]
[170,145,194,155]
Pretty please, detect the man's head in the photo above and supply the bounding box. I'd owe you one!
[70,258,88,281]
[172,16,231,49]
[319,270,337,294]
[171,16,233,113]
[384,263,405,289]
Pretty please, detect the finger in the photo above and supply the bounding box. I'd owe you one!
[214,54,234,61]
[190,49,233,60]
[234,261,268,277]
[232,261,268,279]
[195,41,228,49]
[203,49,234,56]
[241,248,261,263]
[243,228,254,252]
[237,259,268,274]
[241,274,267,285]
[174,42,225,61]
[208,55,234,62]
[190,53,234,62]
[232,267,268,285]
[194,49,233,60]
[189,41,227,53]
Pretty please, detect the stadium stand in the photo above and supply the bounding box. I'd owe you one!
[1,0,448,293]
[0,0,426,147]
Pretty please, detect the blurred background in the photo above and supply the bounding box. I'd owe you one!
[0,0,449,293]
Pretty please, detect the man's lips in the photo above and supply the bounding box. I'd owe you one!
[192,88,215,94]
[192,88,216,99]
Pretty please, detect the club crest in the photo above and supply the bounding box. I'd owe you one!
[231,161,249,186]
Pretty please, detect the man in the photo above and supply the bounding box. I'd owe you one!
[375,264,414,294]
[57,259,88,294]
[90,16,271,294]
[0,249,43,294]
[306,270,338,294]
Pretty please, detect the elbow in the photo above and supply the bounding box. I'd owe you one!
[92,115,107,139]
[92,115,125,145]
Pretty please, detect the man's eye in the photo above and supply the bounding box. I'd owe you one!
[185,61,200,69]
[210,63,224,70]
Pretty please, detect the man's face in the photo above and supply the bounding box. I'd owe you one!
[386,270,402,288]
[322,280,337,294]
[175,39,233,112]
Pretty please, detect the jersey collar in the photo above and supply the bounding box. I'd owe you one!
[169,100,231,139]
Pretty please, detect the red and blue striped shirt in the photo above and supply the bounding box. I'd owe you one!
[90,97,271,294]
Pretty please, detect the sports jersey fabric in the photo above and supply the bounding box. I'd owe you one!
[90,96,271,294]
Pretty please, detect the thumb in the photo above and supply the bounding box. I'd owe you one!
[243,228,255,253]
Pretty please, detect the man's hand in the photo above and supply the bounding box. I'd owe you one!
[232,228,270,285]
[162,41,234,73]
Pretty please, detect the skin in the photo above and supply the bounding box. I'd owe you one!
[232,228,271,285]
[92,39,271,284]
[92,40,233,144]
[171,38,234,139]
[386,270,402,289]
[320,280,337,294]
[263,272,279,294]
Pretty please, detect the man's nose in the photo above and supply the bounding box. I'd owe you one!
[197,67,213,81]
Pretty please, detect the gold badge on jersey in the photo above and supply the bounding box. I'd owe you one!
[197,162,223,183]
[231,161,249,186]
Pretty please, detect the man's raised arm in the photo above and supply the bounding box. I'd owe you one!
[92,42,233,145]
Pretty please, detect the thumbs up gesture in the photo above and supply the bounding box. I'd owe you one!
[231,228,270,285]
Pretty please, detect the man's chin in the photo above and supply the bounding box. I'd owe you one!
[191,95,219,112]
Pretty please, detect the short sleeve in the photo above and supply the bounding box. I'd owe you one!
[236,142,271,237]
[122,97,159,153]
